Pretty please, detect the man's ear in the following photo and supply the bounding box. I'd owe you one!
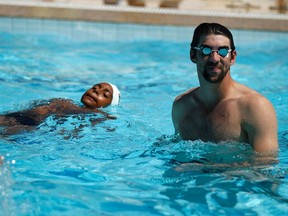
[190,49,196,63]
[230,50,237,66]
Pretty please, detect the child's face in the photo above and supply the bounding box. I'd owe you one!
[81,83,113,108]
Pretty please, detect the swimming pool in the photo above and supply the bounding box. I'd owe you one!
[0,17,288,215]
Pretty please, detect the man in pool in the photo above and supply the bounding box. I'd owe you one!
[172,23,278,156]
[0,82,121,133]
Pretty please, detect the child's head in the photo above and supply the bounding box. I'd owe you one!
[81,82,121,109]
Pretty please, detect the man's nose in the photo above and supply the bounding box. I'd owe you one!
[209,51,220,63]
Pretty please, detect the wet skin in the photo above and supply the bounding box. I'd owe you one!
[81,82,113,108]
[0,83,116,134]
[172,34,278,155]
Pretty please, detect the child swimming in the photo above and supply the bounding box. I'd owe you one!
[0,82,120,134]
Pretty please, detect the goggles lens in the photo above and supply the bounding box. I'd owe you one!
[195,46,231,57]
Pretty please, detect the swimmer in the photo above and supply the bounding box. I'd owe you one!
[172,23,278,156]
[0,82,120,134]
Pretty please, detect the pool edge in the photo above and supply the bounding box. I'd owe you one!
[0,2,287,31]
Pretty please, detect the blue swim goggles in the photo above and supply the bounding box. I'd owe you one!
[193,46,232,58]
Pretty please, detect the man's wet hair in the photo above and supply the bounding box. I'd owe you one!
[190,23,236,51]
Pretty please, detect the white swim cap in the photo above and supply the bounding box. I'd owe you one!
[109,83,121,106]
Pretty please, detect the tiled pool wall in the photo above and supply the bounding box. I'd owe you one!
[0,17,287,45]
[0,17,194,42]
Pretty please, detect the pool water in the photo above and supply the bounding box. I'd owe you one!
[1,18,288,215]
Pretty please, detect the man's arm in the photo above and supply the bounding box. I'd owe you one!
[172,97,183,135]
[52,99,118,119]
[243,94,278,155]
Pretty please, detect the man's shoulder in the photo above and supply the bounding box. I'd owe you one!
[234,83,268,104]
[237,89,275,118]
[174,87,198,103]
[238,89,270,106]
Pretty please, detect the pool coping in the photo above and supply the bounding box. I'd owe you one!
[0,1,287,31]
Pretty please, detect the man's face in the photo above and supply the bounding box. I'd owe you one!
[194,34,236,84]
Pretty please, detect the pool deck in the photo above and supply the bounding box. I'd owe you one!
[0,0,287,31]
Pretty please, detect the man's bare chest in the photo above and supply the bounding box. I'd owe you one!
[178,105,245,142]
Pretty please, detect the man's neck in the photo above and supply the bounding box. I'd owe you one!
[198,75,235,107]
